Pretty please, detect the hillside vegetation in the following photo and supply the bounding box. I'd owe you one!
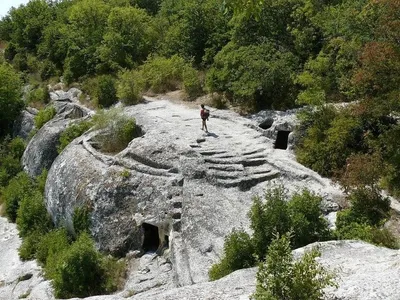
[0,0,399,298]
[0,0,398,195]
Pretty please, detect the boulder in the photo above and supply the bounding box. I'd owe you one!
[12,108,37,140]
[22,103,91,177]
[45,99,343,288]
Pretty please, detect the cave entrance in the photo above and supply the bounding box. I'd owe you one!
[142,223,159,252]
[274,131,290,150]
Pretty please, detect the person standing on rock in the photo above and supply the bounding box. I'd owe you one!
[200,104,209,133]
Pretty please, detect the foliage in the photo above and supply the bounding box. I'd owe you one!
[209,186,330,280]
[50,233,106,298]
[116,69,143,105]
[36,168,48,194]
[37,228,70,266]
[209,230,255,281]
[334,186,396,249]
[141,55,201,95]
[58,120,93,153]
[18,230,44,261]
[0,136,25,188]
[16,190,53,237]
[288,189,331,249]
[335,221,398,249]
[92,108,140,153]
[2,172,36,222]
[97,6,157,72]
[249,187,291,260]
[34,106,56,129]
[26,85,50,107]
[0,63,23,137]
[73,205,92,236]
[295,105,363,177]
[206,42,298,111]
[157,0,230,67]
[252,234,336,300]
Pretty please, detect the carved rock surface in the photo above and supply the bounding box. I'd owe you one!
[45,98,343,287]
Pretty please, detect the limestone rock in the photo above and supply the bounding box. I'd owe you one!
[12,109,37,140]
[45,99,343,288]
[22,103,91,177]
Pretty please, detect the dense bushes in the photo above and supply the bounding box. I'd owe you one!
[51,233,107,298]
[252,234,336,300]
[0,63,23,137]
[116,55,202,102]
[209,230,255,281]
[82,75,118,108]
[34,106,56,129]
[334,187,397,249]
[1,164,126,297]
[92,108,140,153]
[0,136,25,187]
[209,186,331,280]
[2,172,36,222]
[206,42,299,111]
[58,120,93,153]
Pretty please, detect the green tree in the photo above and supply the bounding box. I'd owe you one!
[252,234,336,300]
[209,230,255,281]
[97,6,157,72]
[0,63,23,137]
[63,0,110,82]
[289,189,331,248]
[51,233,106,298]
[206,42,298,110]
[249,187,291,260]
[16,190,53,237]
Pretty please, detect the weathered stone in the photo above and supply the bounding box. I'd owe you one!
[22,103,91,177]
[13,109,36,140]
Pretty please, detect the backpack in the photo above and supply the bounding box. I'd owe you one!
[203,109,210,119]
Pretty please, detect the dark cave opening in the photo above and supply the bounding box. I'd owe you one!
[274,131,290,150]
[142,223,159,252]
[259,118,274,130]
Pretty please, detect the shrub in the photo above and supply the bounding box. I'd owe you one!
[36,169,48,194]
[16,190,53,238]
[0,63,23,137]
[18,230,44,261]
[295,106,364,177]
[0,136,25,187]
[57,120,93,153]
[139,55,186,93]
[26,85,50,107]
[96,75,118,108]
[92,108,140,153]
[37,228,70,266]
[288,190,331,248]
[73,205,92,236]
[206,41,298,111]
[116,69,143,105]
[249,187,291,260]
[209,230,255,281]
[2,172,36,222]
[182,66,203,99]
[347,187,390,226]
[51,233,106,298]
[251,234,336,300]
[34,106,56,129]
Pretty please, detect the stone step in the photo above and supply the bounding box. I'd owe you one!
[204,157,241,165]
[241,158,267,167]
[216,171,280,190]
[208,164,244,172]
[199,150,227,156]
